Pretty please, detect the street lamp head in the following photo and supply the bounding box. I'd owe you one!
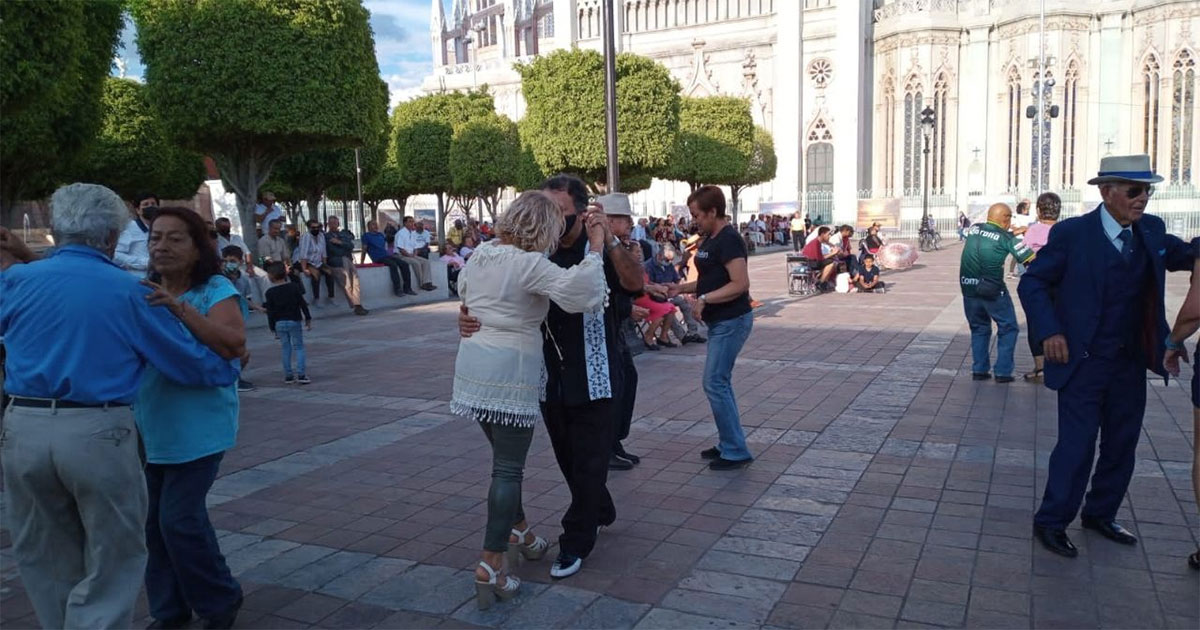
[919,106,935,136]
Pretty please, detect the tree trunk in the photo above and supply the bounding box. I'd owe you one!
[730,185,741,227]
[213,150,278,256]
[435,192,446,248]
[304,192,322,228]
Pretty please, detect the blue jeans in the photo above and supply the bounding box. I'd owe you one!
[144,453,241,620]
[276,320,305,377]
[703,311,754,461]
[963,293,1019,377]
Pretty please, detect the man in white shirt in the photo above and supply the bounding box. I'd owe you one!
[254,191,284,236]
[631,218,648,242]
[412,221,432,258]
[394,216,437,291]
[113,193,157,273]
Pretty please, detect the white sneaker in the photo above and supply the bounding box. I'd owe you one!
[550,553,581,579]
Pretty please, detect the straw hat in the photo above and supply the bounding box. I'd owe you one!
[1086,154,1164,185]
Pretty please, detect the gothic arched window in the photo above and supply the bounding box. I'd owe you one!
[882,77,896,193]
[1006,67,1022,190]
[932,73,949,193]
[903,78,923,194]
[1144,54,1162,172]
[1061,61,1080,188]
[1171,50,1195,184]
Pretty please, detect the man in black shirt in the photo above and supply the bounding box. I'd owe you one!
[458,174,644,580]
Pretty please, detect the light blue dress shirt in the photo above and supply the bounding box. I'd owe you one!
[1099,204,1132,253]
[0,246,239,403]
[135,274,243,464]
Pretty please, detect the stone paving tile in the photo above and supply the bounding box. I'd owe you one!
[3,246,1197,630]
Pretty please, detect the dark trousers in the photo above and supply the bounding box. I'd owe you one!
[478,422,533,552]
[614,347,637,448]
[541,399,616,558]
[379,257,412,293]
[1034,356,1146,529]
[792,231,805,252]
[308,266,334,300]
[145,452,241,620]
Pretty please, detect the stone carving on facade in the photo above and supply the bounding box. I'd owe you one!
[741,49,769,126]
[683,39,720,97]
[995,17,1089,40]
[808,58,833,90]
[806,113,833,145]
[876,32,961,55]
[1134,3,1200,27]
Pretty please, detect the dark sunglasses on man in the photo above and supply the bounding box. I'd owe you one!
[1123,184,1155,199]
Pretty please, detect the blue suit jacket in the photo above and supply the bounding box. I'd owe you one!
[1017,206,1193,390]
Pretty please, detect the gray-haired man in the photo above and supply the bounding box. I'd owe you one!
[0,183,239,629]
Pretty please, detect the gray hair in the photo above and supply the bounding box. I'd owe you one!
[51,183,129,252]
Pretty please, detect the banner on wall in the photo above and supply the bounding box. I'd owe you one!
[758,201,798,216]
[856,198,901,228]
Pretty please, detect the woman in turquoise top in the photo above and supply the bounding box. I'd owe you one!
[139,207,246,630]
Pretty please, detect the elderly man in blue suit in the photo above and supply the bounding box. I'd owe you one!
[1019,155,1194,558]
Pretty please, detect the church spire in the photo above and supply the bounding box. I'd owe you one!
[431,0,447,67]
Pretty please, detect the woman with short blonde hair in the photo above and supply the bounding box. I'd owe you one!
[451,190,608,610]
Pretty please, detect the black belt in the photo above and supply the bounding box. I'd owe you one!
[8,397,129,409]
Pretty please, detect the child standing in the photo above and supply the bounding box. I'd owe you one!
[263,261,312,384]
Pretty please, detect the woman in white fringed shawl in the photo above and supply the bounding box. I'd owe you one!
[451,190,607,609]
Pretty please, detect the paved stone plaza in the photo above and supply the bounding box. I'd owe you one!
[2,243,1197,629]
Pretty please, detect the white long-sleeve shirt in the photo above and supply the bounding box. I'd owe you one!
[113,219,149,272]
[394,228,419,256]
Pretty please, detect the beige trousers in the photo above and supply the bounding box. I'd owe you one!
[398,254,433,287]
[2,403,148,629]
[327,257,362,308]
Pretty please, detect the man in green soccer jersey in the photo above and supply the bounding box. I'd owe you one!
[960,203,1036,383]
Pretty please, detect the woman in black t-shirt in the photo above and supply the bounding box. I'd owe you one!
[669,186,754,470]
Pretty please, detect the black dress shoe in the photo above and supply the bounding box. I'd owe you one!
[995,375,1014,383]
[203,595,242,630]
[1033,524,1078,558]
[972,372,992,381]
[709,457,753,471]
[700,446,721,460]
[607,454,633,471]
[613,444,640,465]
[147,613,192,630]
[1081,517,1138,545]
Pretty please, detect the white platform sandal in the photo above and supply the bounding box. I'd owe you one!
[506,525,549,565]
[474,561,520,610]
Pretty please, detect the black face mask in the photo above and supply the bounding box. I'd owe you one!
[309,228,321,235]
[564,214,578,232]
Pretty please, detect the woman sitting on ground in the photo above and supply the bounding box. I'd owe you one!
[450,191,608,610]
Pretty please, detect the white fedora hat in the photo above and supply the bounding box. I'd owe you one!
[597,192,633,216]
[1087,154,1164,185]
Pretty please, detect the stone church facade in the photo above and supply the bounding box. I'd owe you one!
[422,0,1200,226]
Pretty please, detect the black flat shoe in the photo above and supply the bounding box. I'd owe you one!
[642,340,660,351]
[550,553,582,579]
[607,453,633,471]
[1023,369,1043,382]
[656,338,678,348]
[972,372,992,381]
[995,375,1014,383]
[1033,524,1078,558]
[203,595,242,630]
[1188,550,1199,570]
[1081,517,1138,545]
[700,446,721,460]
[147,614,192,630]
[613,444,640,465]
[709,457,753,471]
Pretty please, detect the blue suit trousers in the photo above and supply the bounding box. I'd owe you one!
[1034,356,1146,529]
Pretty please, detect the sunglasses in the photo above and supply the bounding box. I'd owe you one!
[1122,185,1155,199]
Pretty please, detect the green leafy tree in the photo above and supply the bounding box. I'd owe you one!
[729,125,778,225]
[390,90,494,241]
[516,49,681,189]
[663,96,754,191]
[362,160,410,217]
[73,78,206,201]
[0,0,123,225]
[450,113,521,221]
[513,136,546,192]
[272,123,388,232]
[258,178,306,225]
[131,0,388,251]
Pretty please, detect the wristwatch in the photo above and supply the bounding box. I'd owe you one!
[698,294,708,303]
[1166,338,1186,351]
[605,237,620,252]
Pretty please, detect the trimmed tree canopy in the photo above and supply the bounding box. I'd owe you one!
[131,0,388,248]
[516,49,680,187]
[74,78,206,201]
[449,113,521,218]
[0,0,123,224]
[663,96,754,190]
[735,125,778,191]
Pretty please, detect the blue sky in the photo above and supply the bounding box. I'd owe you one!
[114,1,441,108]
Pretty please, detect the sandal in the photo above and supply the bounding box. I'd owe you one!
[507,526,549,564]
[474,560,520,610]
[1023,369,1043,382]
[642,338,660,351]
[1189,550,1199,571]
[656,336,677,348]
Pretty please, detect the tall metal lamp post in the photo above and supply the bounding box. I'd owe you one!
[602,0,619,192]
[919,106,936,232]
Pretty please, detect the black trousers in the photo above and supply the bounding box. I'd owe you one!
[541,399,616,558]
[614,346,637,448]
[379,257,412,293]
